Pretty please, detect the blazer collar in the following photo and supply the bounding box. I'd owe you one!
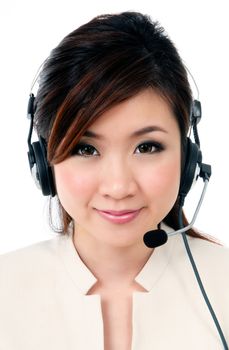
[56,222,175,295]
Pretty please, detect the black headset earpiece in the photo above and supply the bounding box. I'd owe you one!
[179,137,202,199]
[27,94,56,197]
[29,137,56,196]
[178,99,203,200]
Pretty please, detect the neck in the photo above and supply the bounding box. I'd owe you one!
[72,225,154,289]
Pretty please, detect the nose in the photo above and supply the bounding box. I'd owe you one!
[98,156,138,200]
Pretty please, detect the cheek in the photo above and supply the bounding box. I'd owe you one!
[142,156,181,203]
[54,163,95,207]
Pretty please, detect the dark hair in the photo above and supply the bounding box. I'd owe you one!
[34,11,217,244]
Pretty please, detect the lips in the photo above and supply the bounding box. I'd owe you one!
[95,208,142,224]
[100,209,139,216]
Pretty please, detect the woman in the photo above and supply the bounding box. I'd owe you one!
[0,11,228,350]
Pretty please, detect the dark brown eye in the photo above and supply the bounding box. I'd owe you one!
[71,143,98,157]
[135,142,164,154]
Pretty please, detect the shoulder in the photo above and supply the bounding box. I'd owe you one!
[0,235,64,289]
[0,235,59,265]
[187,235,229,267]
[164,219,229,273]
[175,234,229,292]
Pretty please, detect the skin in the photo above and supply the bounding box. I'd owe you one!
[54,88,181,287]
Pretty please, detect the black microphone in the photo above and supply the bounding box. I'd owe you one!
[143,229,168,248]
[143,176,210,249]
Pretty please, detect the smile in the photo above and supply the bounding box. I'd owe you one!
[95,209,142,224]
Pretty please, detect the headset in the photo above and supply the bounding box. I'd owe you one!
[27,95,203,199]
[26,82,228,349]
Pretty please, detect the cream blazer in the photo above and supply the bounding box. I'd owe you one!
[0,223,228,349]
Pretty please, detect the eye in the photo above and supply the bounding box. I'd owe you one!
[71,143,99,157]
[135,141,164,154]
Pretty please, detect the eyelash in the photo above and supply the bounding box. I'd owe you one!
[71,141,165,157]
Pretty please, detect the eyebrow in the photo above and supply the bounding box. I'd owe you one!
[82,125,168,139]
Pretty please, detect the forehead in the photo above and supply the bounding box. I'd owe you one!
[83,88,179,139]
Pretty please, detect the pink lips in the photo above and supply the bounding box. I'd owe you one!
[96,209,141,224]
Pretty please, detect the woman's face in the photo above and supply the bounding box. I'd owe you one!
[54,88,181,248]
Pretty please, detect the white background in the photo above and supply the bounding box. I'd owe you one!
[0,0,228,253]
